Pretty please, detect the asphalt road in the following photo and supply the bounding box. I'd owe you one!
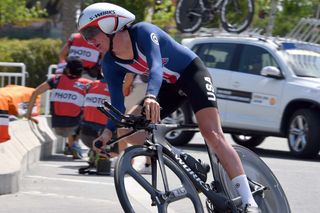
[0,133,319,213]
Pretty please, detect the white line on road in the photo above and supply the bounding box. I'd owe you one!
[25,175,114,186]
[21,190,117,204]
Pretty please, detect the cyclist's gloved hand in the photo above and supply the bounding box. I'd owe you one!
[92,128,112,158]
[143,95,161,123]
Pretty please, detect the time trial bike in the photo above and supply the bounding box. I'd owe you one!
[175,0,255,34]
[97,100,290,212]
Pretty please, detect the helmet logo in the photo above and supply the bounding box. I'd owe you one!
[89,10,116,21]
[150,33,159,45]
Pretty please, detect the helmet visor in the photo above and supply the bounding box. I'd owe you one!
[80,27,102,42]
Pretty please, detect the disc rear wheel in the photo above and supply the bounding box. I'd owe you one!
[215,145,290,212]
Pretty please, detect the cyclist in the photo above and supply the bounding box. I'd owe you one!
[78,3,260,212]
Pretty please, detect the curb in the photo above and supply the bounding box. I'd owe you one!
[0,116,62,195]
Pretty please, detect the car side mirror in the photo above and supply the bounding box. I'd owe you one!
[261,66,283,79]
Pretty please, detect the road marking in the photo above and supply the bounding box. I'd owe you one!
[21,191,117,204]
[37,163,62,167]
[25,175,114,186]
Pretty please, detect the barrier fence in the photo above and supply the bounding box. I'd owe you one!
[0,62,27,87]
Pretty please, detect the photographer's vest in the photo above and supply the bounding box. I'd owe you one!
[50,75,89,117]
[0,95,10,143]
[83,80,110,125]
[68,33,100,69]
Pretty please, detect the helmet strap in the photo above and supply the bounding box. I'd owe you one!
[107,34,115,52]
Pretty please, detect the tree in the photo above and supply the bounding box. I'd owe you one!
[0,0,47,27]
[61,0,80,41]
[253,0,319,37]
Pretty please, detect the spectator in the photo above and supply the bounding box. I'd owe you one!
[59,33,102,80]
[25,56,91,159]
[79,73,136,171]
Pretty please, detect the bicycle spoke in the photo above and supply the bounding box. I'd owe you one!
[127,167,160,197]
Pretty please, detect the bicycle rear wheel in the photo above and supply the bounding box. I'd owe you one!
[220,0,254,33]
[215,145,291,212]
[114,145,204,213]
[175,0,204,33]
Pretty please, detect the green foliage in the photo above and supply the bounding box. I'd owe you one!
[0,38,62,87]
[253,0,319,36]
[151,0,176,34]
[0,0,47,27]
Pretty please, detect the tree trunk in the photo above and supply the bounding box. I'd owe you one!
[61,0,81,41]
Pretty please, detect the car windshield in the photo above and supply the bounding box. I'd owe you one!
[283,46,320,78]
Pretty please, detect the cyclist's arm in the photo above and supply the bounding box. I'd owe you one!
[136,27,164,97]
[103,61,127,132]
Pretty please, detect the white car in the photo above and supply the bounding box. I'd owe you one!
[166,35,320,159]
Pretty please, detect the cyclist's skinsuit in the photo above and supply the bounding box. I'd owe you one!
[102,22,217,131]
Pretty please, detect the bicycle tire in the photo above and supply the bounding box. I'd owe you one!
[114,145,204,213]
[175,0,203,33]
[220,0,254,33]
[215,145,291,212]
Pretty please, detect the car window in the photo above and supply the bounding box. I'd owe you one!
[238,45,279,75]
[192,43,236,69]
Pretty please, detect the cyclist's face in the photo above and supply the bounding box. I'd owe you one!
[81,28,110,53]
[88,32,110,53]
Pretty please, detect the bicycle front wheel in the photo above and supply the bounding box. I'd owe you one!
[215,145,291,212]
[114,145,204,213]
[220,0,254,33]
[175,0,203,33]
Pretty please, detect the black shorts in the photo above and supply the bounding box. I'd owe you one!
[140,57,218,119]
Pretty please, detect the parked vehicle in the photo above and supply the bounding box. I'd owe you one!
[167,34,320,159]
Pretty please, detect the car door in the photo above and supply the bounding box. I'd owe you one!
[225,44,285,132]
[192,42,237,124]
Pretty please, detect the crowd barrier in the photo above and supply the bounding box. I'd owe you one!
[0,116,63,195]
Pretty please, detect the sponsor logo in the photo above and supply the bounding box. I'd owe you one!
[235,183,240,189]
[150,33,159,45]
[73,82,86,90]
[89,10,116,21]
[162,57,169,65]
[174,154,210,191]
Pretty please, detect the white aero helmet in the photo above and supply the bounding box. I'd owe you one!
[77,2,135,35]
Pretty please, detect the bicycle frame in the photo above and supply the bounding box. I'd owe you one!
[98,103,266,212]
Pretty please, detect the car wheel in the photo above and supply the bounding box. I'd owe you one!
[231,134,265,148]
[287,109,320,159]
[162,104,195,146]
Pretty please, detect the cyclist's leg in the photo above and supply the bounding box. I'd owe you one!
[179,57,259,210]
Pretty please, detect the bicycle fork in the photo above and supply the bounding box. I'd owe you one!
[149,144,171,206]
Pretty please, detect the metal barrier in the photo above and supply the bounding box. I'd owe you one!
[286,18,320,44]
[44,64,57,115]
[0,62,27,87]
